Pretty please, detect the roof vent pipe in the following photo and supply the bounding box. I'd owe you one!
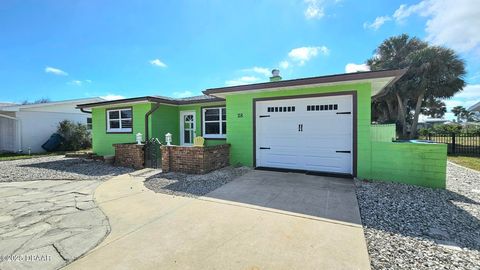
[270,69,282,82]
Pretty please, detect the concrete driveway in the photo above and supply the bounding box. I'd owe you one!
[66,170,370,270]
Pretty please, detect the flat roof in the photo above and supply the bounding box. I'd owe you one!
[203,69,406,97]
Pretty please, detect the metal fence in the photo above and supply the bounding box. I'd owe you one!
[422,133,480,156]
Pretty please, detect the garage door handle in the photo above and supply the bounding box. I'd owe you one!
[259,115,271,118]
[336,112,351,114]
[259,147,271,150]
[336,150,351,153]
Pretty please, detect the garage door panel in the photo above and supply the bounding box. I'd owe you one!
[256,95,353,174]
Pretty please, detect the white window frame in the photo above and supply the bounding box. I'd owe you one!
[106,108,132,133]
[86,117,92,130]
[202,107,226,139]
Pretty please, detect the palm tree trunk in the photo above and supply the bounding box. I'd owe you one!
[410,90,426,139]
[386,99,396,121]
[396,93,408,138]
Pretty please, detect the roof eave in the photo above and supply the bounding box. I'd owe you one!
[76,96,225,109]
[203,69,407,97]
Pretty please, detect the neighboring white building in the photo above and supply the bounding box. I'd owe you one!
[469,101,480,112]
[0,97,103,153]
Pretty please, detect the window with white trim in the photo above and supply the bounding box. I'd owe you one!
[107,108,132,133]
[202,107,226,138]
[86,117,92,130]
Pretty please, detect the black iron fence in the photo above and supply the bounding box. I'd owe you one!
[421,133,480,156]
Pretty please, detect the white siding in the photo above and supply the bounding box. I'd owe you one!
[0,115,17,152]
[17,111,89,153]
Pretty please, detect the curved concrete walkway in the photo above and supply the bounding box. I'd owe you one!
[0,180,109,270]
[66,170,371,270]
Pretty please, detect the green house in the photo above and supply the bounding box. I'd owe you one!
[77,69,447,188]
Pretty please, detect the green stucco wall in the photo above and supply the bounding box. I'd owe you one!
[370,142,447,188]
[151,105,179,145]
[92,103,153,156]
[371,124,396,142]
[226,82,373,177]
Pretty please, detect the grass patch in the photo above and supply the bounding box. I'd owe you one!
[0,152,64,161]
[448,156,480,171]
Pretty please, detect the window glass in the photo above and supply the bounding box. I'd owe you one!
[121,120,132,128]
[203,107,226,137]
[222,122,226,134]
[109,120,120,129]
[205,122,220,134]
[107,108,132,132]
[205,109,219,121]
[121,110,132,118]
[109,111,119,119]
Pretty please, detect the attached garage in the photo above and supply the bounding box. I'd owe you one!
[203,69,408,179]
[254,93,355,175]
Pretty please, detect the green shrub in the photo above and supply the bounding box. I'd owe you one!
[431,124,462,134]
[56,120,91,151]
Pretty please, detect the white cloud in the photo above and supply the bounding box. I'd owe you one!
[279,60,290,69]
[242,67,271,77]
[100,94,125,100]
[392,0,480,54]
[225,76,261,86]
[304,0,325,19]
[363,16,391,30]
[68,80,82,86]
[172,91,195,98]
[287,46,329,65]
[85,79,92,83]
[451,84,480,100]
[442,84,480,116]
[345,63,370,73]
[150,59,167,68]
[45,66,68,76]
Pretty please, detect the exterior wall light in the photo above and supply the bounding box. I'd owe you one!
[165,133,172,146]
[136,133,143,145]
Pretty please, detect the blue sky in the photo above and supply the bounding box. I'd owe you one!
[0,0,479,118]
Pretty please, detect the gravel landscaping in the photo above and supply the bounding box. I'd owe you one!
[0,156,134,182]
[356,162,480,270]
[144,166,252,197]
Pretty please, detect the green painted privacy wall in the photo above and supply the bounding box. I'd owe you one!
[225,82,373,178]
[371,124,396,142]
[370,142,447,188]
[92,103,153,156]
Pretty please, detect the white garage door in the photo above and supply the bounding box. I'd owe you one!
[255,94,353,175]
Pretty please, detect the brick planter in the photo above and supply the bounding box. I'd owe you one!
[161,144,230,174]
[113,143,145,169]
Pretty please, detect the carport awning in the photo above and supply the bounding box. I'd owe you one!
[203,69,407,98]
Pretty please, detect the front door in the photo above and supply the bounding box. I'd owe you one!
[180,111,196,146]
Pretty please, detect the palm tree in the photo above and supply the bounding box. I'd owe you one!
[421,98,446,118]
[407,46,466,137]
[452,106,465,122]
[368,34,465,138]
[368,34,428,137]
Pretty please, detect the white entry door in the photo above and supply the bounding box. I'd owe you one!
[180,111,196,146]
[255,95,353,174]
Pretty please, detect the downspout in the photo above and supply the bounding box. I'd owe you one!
[145,103,161,141]
[80,108,92,114]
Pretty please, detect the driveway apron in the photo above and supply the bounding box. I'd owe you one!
[66,170,371,270]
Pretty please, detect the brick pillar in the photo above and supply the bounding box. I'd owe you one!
[161,146,170,173]
[113,143,145,169]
